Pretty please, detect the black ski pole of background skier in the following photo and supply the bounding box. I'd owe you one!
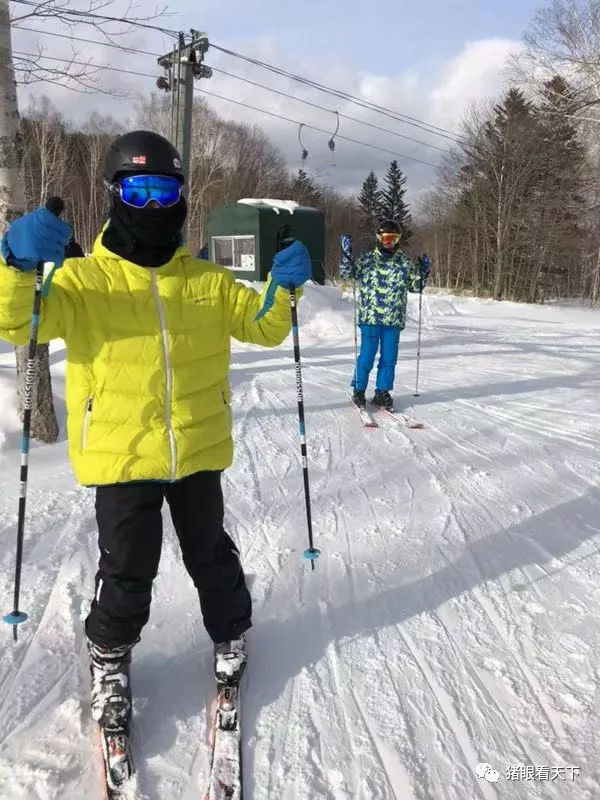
[3,197,64,640]
[414,270,424,397]
[277,225,320,570]
[340,234,359,386]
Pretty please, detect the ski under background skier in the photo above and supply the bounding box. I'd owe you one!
[0,130,311,742]
[341,219,431,411]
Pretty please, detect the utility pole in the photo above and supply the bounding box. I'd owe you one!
[157,30,212,242]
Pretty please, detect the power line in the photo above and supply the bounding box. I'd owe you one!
[14,25,158,57]
[12,16,464,144]
[15,26,453,157]
[209,42,467,143]
[10,0,179,37]
[194,86,440,168]
[210,66,452,155]
[216,43,462,143]
[13,50,156,80]
[15,49,441,165]
[15,21,467,144]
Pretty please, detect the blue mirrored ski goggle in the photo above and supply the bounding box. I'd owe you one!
[114,174,182,209]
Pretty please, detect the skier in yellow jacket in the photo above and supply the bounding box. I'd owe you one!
[0,130,311,737]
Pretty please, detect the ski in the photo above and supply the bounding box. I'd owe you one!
[370,404,424,429]
[355,404,379,428]
[205,683,243,800]
[348,392,378,427]
[98,726,136,800]
[351,400,379,427]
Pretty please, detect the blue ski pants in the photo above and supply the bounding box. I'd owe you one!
[353,324,401,392]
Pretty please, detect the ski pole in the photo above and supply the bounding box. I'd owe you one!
[289,283,319,569]
[340,234,358,387]
[414,272,424,397]
[3,259,44,640]
[4,198,63,640]
[352,276,358,387]
[277,226,319,569]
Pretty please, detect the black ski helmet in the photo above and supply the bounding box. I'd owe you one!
[376,219,401,236]
[104,130,185,184]
[45,196,65,216]
[376,219,401,252]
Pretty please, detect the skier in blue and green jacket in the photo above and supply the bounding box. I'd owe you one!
[340,219,431,411]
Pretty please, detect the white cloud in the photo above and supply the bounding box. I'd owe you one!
[429,38,524,131]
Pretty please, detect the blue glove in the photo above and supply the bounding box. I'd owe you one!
[270,240,312,289]
[255,240,312,321]
[340,233,353,273]
[1,207,72,272]
[340,233,352,258]
[417,253,431,278]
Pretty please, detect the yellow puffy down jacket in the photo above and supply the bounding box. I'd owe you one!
[0,236,299,486]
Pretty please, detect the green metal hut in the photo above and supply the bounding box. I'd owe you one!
[206,198,325,285]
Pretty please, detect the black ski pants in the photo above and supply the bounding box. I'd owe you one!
[85,470,252,648]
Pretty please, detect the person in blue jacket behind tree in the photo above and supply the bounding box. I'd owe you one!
[340,219,431,411]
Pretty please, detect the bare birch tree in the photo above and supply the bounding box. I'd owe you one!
[510,0,600,303]
[10,0,169,92]
[0,0,61,442]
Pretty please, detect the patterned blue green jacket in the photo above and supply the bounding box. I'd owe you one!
[340,247,428,329]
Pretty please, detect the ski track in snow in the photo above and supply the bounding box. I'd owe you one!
[1,288,600,798]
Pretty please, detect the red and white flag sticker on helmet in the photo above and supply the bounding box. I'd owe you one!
[132,155,146,164]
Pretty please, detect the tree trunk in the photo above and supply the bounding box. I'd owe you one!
[592,244,600,307]
[493,162,506,301]
[0,0,59,443]
[15,343,59,442]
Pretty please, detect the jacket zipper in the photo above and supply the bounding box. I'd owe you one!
[151,270,177,480]
[81,396,93,450]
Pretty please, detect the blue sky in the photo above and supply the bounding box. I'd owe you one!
[166,0,542,74]
[13,0,545,198]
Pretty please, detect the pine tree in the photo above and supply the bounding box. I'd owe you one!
[533,76,586,300]
[380,160,412,243]
[292,169,321,206]
[357,171,382,231]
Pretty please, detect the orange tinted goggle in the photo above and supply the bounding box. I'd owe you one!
[378,232,400,247]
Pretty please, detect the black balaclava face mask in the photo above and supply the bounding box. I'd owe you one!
[102,192,187,268]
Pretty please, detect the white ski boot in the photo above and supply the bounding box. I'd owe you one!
[213,633,247,685]
[87,638,133,731]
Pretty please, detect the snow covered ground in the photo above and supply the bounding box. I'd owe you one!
[1,285,600,799]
